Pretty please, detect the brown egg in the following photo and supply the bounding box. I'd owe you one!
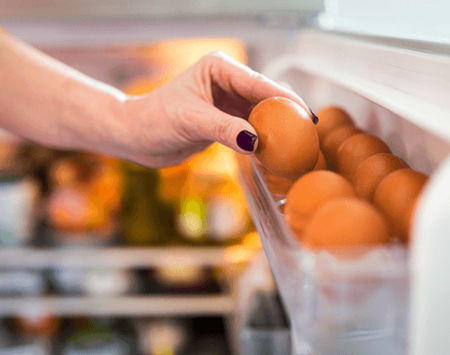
[353,153,410,201]
[264,150,326,196]
[303,197,390,249]
[321,126,363,166]
[285,170,356,240]
[373,169,428,243]
[313,150,327,171]
[264,169,297,196]
[249,97,320,179]
[316,106,354,142]
[336,133,391,180]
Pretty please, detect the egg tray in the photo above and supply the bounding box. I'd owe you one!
[237,152,410,355]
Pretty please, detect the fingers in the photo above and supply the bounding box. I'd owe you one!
[203,51,312,116]
[187,102,258,155]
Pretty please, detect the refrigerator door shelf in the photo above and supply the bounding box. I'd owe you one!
[237,155,410,355]
[238,30,450,355]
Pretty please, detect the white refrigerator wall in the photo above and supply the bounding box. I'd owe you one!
[1,17,309,83]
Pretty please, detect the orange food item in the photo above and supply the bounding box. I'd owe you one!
[48,156,123,232]
[47,188,92,232]
[373,169,428,242]
[321,126,363,166]
[0,141,18,167]
[315,106,354,142]
[265,150,326,196]
[249,97,320,179]
[264,169,297,196]
[284,170,356,239]
[313,150,327,171]
[353,153,410,201]
[336,133,391,180]
[303,197,390,249]
[51,160,78,187]
[90,162,123,216]
[15,313,60,340]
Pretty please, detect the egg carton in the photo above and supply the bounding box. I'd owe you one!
[237,30,450,355]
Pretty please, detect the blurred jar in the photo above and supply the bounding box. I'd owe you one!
[45,153,123,246]
[50,267,137,297]
[0,139,42,247]
[119,162,177,246]
[60,319,132,355]
[177,144,251,245]
[14,303,60,341]
[135,318,190,355]
[0,179,39,247]
[207,180,251,244]
[0,269,45,297]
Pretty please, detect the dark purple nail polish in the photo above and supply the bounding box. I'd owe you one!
[309,107,319,125]
[237,130,257,152]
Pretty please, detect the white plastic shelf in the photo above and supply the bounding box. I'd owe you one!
[0,295,234,317]
[264,30,450,145]
[0,246,240,268]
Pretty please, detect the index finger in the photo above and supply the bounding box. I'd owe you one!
[203,50,313,116]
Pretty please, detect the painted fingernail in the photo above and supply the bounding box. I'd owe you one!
[309,107,319,125]
[237,130,258,152]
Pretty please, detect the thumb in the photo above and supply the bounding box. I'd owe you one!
[194,105,258,155]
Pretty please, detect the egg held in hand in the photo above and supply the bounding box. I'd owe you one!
[248,97,320,179]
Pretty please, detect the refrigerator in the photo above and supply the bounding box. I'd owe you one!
[1,0,450,354]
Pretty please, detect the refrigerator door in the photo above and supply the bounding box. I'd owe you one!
[410,154,450,355]
[238,29,450,355]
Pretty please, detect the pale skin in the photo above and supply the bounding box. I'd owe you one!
[0,28,312,169]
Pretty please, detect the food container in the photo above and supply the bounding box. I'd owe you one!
[134,318,191,355]
[237,30,450,355]
[0,318,50,355]
[0,269,45,297]
[50,267,138,297]
[0,178,38,247]
[0,343,50,355]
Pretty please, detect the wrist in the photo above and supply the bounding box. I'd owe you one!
[58,80,129,158]
[98,92,150,162]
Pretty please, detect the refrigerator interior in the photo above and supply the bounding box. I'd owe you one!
[3,8,450,354]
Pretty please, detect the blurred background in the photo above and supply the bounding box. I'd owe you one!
[0,1,323,354]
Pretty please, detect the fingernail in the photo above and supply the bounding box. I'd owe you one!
[308,107,319,125]
[237,130,258,152]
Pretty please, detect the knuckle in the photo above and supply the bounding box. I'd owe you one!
[205,50,226,60]
[214,117,233,144]
[202,50,230,67]
[178,106,198,135]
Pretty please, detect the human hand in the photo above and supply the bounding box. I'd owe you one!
[110,51,315,169]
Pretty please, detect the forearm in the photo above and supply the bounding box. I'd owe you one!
[0,29,312,170]
[0,29,127,153]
